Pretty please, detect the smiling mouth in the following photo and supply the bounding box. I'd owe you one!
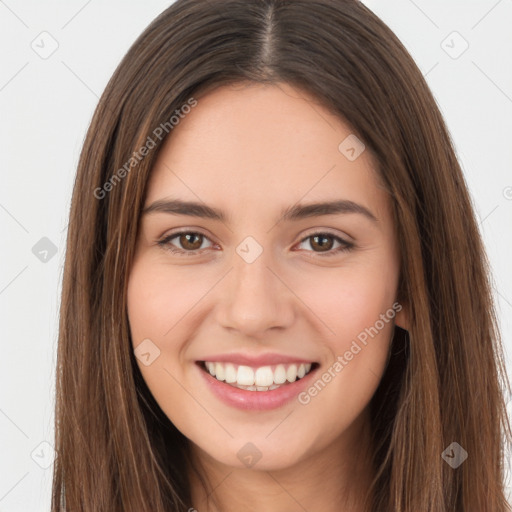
[198,361,319,391]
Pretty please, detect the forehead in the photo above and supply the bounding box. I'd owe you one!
[145,82,387,221]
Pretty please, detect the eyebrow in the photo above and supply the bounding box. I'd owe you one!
[142,198,378,224]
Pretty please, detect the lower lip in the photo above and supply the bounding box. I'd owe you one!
[196,362,319,411]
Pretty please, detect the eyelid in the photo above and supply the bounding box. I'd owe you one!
[298,227,353,243]
[159,226,216,243]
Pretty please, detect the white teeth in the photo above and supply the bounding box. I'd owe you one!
[203,361,315,389]
[274,364,287,384]
[286,364,297,382]
[215,362,225,381]
[254,366,274,387]
[236,365,255,386]
[225,363,237,383]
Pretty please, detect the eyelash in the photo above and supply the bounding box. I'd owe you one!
[156,229,355,257]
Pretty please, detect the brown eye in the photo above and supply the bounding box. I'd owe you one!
[178,233,204,250]
[309,234,335,252]
[158,231,213,255]
[296,232,354,257]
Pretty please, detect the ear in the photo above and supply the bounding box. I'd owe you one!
[393,301,409,331]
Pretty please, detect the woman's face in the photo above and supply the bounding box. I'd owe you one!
[127,82,407,471]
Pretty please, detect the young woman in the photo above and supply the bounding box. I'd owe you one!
[52,0,512,510]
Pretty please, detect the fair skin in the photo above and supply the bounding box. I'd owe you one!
[127,81,408,512]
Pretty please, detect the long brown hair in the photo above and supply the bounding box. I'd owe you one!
[52,0,512,510]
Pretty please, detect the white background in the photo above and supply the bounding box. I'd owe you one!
[0,1,511,510]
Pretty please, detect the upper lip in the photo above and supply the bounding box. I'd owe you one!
[198,353,317,367]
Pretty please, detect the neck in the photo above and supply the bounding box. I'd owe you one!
[186,407,375,512]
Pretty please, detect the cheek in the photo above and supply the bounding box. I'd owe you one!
[296,260,399,346]
[127,272,164,344]
[127,260,204,432]
[127,259,211,344]
[291,262,398,410]
[126,258,215,398]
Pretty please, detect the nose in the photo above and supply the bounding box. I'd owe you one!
[215,246,295,338]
